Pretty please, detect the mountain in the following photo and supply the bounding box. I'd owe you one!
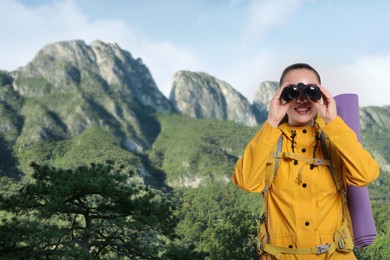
[252,80,279,122]
[0,39,389,181]
[12,40,174,150]
[0,40,175,181]
[168,73,390,132]
[169,70,258,126]
[360,106,390,130]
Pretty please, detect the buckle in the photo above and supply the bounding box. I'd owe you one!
[256,238,263,255]
[316,244,330,254]
[338,239,345,249]
[313,158,324,166]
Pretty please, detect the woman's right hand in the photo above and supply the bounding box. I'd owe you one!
[266,83,292,128]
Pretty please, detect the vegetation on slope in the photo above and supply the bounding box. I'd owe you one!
[0,111,389,258]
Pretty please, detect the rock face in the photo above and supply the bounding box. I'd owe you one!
[169,70,258,126]
[14,40,172,113]
[360,106,390,130]
[252,81,279,123]
[0,39,389,187]
[9,40,173,152]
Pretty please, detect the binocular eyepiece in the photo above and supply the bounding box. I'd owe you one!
[281,83,321,102]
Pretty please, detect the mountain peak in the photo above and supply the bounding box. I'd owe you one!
[14,39,172,112]
[169,70,258,126]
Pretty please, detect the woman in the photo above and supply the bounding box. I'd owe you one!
[232,63,380,259]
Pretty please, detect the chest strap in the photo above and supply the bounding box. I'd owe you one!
[273,152,331,167]
[273,152,331,183]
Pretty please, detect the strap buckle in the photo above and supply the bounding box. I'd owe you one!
[256,237,264,255]
[338,239,345,249]
[316,244,330,254]
[312,158,324,166]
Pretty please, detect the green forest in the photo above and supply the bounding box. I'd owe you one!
[1,112,389,259]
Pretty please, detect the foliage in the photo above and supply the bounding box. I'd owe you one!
[0,161,177,259]
[16,127,140,173]
[150,113,390,259]
[174,183,260,259]
[0,103,389,258]
[149,113,259,183]
[353,200,390,259]
[362,128,390,163]
[0,135,22,179]
[354,225,390,259]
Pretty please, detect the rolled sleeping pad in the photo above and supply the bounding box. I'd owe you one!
[334,93,377,248]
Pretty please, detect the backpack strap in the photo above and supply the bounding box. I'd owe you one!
[256,135,283,254]
[320,131,354,240]
[320,132,344,191]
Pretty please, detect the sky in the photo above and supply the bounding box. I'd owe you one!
[1,0,390,107]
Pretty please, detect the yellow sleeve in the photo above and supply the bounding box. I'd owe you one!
[323,116,380,186]
[232,121,282,192]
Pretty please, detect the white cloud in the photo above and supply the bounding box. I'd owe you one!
[131,39,205,97]
[215,49,390,107]
[321,54,390,107]
[1,0,92,69]
[0,0,203,98]
[212,50,280,101]
[242,0,303,45]
[1,0,388,107]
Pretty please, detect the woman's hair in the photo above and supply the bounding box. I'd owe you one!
[278,63,321,125]
[279,63,321,86]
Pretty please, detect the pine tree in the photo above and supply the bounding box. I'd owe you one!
[0,161,177,259]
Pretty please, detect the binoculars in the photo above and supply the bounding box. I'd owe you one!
[281,83,321,102]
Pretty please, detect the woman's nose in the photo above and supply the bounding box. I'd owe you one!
[296,94,308,103]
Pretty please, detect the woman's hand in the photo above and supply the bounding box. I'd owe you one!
[267,83,292,128]
[310,85,337,124]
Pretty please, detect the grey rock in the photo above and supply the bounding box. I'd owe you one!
[13,40,172,112]
[7,40,176,152]
[169,70,257,126]
[252,81,279,123]
[360,106,390,130]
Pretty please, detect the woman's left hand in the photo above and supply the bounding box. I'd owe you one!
[310,85,337,123]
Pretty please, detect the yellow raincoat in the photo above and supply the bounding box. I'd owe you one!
[232,116,380,259]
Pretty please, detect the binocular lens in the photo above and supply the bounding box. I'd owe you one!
[281,83,321,101]
[286,86,300,100]
[303,86,317,99]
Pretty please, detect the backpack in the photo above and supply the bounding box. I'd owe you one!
[256,131,354,259]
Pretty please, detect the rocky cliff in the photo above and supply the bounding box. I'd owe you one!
[169,70,258,126]
[3,39,389,141]
[7,40,174,154]
[7,39,388,133]
[0,39,389,185]
[252,81,279,122]
[14,40,172,112]
[360,106,390,130]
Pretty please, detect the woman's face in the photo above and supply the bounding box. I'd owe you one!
[282,68,320,126]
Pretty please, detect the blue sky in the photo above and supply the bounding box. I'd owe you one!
[1,0,390,106]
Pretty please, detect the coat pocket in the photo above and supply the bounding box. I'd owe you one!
[268,233,297,248]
